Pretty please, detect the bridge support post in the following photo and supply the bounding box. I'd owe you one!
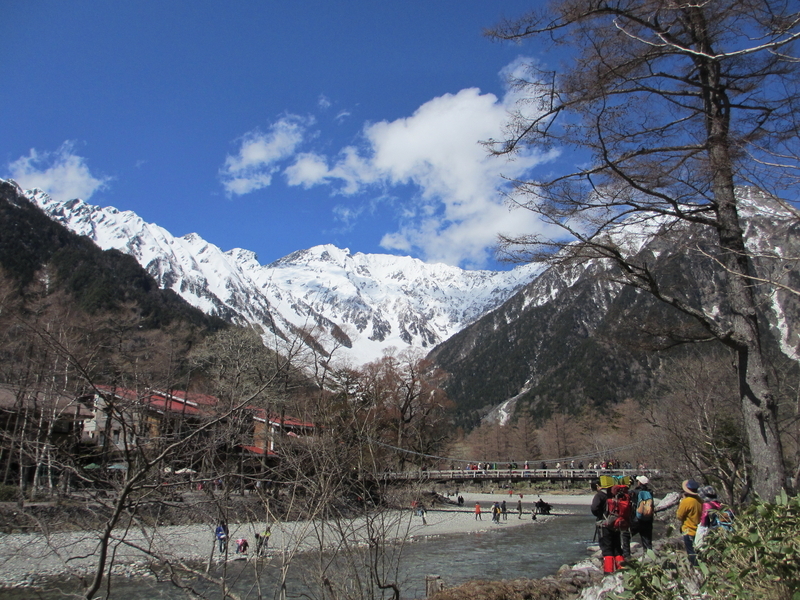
[426,574,444,597]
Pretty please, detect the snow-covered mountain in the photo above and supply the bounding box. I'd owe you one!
[429,189,800,423]
[23,186,540,365]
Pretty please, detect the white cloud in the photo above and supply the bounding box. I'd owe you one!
[284,153,331,188]
[318,95,332,111]
[6,141,109,201]
[283,65,558,267]
[220,116,308,196]
[225,57,557,267]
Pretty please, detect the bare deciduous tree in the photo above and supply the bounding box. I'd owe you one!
[486,0,800,500]
[644,350,749,502]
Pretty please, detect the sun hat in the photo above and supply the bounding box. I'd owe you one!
[699,485,717,499]
[636,475,649,485]
[682,479,700,495]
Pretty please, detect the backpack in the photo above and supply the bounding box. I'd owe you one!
[705,501,735,531]
[604,485,632,530]
[636,490,654,521]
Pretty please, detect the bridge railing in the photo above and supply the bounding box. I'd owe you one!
[378,468,658,482]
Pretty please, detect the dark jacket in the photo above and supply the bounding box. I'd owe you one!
[591,489,608,520]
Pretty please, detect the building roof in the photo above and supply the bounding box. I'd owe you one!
[250,407,315,429]
[88,386,314,428]
[240,445,277,456]
[0,383,93,418]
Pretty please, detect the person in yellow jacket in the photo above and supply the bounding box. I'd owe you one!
[676,479,702,566]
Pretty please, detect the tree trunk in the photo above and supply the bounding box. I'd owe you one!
[703,51,787,499]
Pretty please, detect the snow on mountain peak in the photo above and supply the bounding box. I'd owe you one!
[22,187,538,366]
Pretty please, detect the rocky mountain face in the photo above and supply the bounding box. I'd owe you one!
[427,191,800,426]
[0,179,226,332]
[21,183,539,366]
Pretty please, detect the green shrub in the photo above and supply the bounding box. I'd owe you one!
[700,489,800,600]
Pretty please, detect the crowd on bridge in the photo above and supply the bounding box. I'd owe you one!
[462,458,640,472]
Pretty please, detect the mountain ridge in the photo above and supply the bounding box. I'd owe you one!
[428,190,800,425]
[19,182,541,365]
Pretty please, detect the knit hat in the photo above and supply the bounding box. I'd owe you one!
[682,479,700,495]
[636,475,649,485]
[699,485,717,500]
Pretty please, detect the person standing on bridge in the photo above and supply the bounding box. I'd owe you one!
[474,502,482,520]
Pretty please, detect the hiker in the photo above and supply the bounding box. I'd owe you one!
[592,476,630,574]
[535,498,552,514]
[235,538,249,554]
[492,502,501,523]
[215,522,228,553]
[695,485,733,549]
[630,475,655,553]
[676,479,702,566]
[255,526,271,556]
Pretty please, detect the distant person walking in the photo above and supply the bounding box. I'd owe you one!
[517,498,523,519]
[501,500,508,520]
[474,503,482,520]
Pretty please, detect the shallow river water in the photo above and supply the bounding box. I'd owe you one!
[7,504,596,599]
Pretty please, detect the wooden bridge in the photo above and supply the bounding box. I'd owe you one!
[378,468,659,484]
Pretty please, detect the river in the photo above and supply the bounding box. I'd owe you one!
[4,503,596,599]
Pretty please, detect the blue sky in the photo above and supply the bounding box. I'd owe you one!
[2,2,560,270]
